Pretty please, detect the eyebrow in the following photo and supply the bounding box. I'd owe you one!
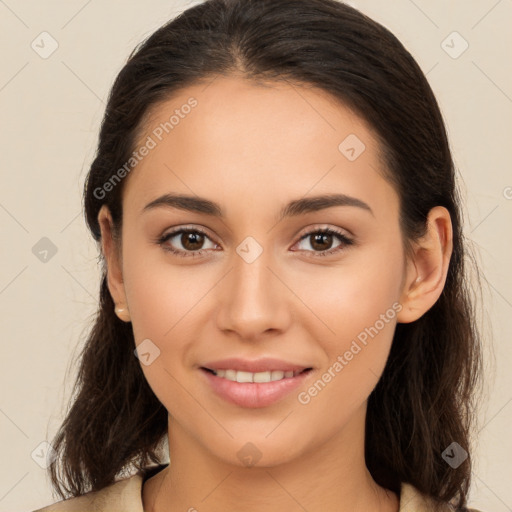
[142,192,374,220]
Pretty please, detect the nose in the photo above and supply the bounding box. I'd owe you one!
[215,244,292,341]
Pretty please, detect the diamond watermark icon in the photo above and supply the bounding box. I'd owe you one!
[441,31,469,59]
[31,31,59,59]
[31,441,57,469]
[338,134,366,161]
[236,236,263,264]
[237,442,262,467]
[32,237,58,263]
[134,338,161,366]
[441,441,468,469]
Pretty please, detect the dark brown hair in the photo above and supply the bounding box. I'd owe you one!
[48,0,484,509]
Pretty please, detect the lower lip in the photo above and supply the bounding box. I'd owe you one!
[200,368,313,408]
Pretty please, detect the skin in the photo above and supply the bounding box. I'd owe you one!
[98,75,453,512]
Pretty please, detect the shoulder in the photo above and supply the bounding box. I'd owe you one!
[399,482,485,512]
[31,472,144,512]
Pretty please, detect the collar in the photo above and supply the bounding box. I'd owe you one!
[34,470,462,511]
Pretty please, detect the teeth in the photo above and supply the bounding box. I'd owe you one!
[213,369,302,383]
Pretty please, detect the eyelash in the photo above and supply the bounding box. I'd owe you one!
[156,226,354,259]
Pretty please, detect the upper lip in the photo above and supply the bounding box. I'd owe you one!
[201,357,313,373]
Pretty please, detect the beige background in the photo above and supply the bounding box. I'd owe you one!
[1,1,511,511]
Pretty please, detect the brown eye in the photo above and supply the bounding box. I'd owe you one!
[294,228,354,257]
[309,232,335,251]
[180,231,205,251]
[157,228,218,258]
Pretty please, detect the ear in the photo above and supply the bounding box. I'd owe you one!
[396,206,453,323]
[97,205,131,322]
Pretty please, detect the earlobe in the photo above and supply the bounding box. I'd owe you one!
[397,206,453,324]
[97,205,131,322]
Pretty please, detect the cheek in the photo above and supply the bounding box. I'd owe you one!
[121,236,210,339]
[121,249,202,414]
[294,264,402,429]
[294,244,404,406]
[121,244,218,397]
[299,242,404,339]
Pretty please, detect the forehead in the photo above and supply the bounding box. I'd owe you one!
[122,75,396,221]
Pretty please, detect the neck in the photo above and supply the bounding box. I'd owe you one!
[142,404,399,512]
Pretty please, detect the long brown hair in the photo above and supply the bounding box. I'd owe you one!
[48,1,485,509]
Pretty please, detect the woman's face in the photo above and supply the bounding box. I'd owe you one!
[104,75,412,467]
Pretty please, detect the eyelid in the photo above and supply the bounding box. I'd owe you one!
[294,223,352,242]
[158,224,216,241]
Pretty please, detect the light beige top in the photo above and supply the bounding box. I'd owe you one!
[32,472,483,512]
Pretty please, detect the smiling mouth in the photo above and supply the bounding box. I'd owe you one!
[201,367,313,383]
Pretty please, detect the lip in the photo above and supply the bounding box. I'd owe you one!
[201,357,312,373]
[200,366,314,408]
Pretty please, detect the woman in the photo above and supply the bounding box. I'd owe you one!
[33,0,485,510]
